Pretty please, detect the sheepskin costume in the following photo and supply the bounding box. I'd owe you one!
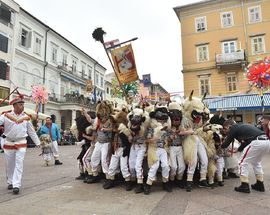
[196,123,224,186]
[167,102,186,187]
[39,134,53,166]
[144,103,172,194]
[181,91,206,166]
[181,91,209,191]
[70,113,94,180]
[127,107,150,193]
[103,106,133,190]
[89,100,114,183]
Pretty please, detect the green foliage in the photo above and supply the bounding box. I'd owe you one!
[111,78,139,98]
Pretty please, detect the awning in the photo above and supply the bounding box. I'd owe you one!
[61,73,86,86]
[205,93,270,111]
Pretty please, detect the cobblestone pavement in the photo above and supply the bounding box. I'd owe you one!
[1,145,270,215]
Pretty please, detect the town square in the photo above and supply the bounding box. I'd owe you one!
[1,0,270,214]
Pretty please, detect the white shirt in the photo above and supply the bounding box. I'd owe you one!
[0,111,40,146]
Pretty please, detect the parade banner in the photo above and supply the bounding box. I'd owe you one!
[111,44,139,84]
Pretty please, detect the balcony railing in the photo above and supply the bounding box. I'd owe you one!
[48,93,97,109]
[215,50,246,69]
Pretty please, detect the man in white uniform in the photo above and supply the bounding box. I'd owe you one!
[0,95,40,194]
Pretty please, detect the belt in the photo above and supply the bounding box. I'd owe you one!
[256,135,269,141]
[170,144,182,147]
[6,138,26,142]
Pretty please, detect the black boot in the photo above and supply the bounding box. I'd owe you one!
[199,180,210,188]
[144,184,151,195]
[55,160,63,165]
[125,181,133,191]
[135,183,144,194]
[228,172,239,178]
[7,184,13,190]
[87,175,100,184]
[163,182,172,192]
[218,181,224,187]
[186,181,193,192]
[13,187,20,195]
[84,175,93,183]
[251,181,265,192]
[76,172,86,180]
[103,179,115,189]
[178,179,185,189]
[234,182,250,193]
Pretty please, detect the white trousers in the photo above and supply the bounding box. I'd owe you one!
[108,147,130,180]
[82,144,95,174]
[0,137,4,148]
[43,153,52,162]
[4,147,26,188]
[91,142,111,176]
[169,146,185,180]
[216,156,224,177]
[187,136,208,176]
[238,140,270,178]
[51,140,59,159]
[129,143,146,183]
[147,147,170,183]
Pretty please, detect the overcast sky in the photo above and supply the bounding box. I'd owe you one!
[15,0,200,94]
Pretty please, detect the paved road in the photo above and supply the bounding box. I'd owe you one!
[1,145,270,215]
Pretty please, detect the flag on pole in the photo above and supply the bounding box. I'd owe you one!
[104,39,120,49]
[111,44,138,84]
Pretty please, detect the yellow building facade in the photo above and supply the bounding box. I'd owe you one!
[174,0,270,124]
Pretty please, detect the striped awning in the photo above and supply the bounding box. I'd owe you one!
[204,93,270,111]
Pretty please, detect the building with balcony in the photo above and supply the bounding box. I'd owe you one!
[104,72,127,107]
[139,74,169,103]
[174,0,270,124]
[6,5,106,129]
[0,0,19,106]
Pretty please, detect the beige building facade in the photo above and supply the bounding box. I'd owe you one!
[174,0,270,124]
[174,0,270,97]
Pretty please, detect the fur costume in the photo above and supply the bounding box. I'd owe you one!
[144,103,172,193]
[196,123,223,185]
[103,107,132,189]
[167,102,186,183]
[39,134,53,166]
[127,107,150,190]
[89,100,114,182]
[147,104,171,167]
[181,91,207,165]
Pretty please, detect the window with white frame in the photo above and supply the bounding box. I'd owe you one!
[96,73,99,86]
[100,76,104,88]
[62,52,68,66]
[227,73,237,92]
[251,36,265,54]
[81,63,86,78]
[72,59,77,73]
[34,36,41,55]
[221,12,233,28]
[197,45,209,62]
[199,75,210,96]
[51,45,58,63]
[0,34,8,53]
[249,6,261,23]
[222,41,237,53]
[20,28,32,48]
[195,16,207,32]
[88,66,92,79]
